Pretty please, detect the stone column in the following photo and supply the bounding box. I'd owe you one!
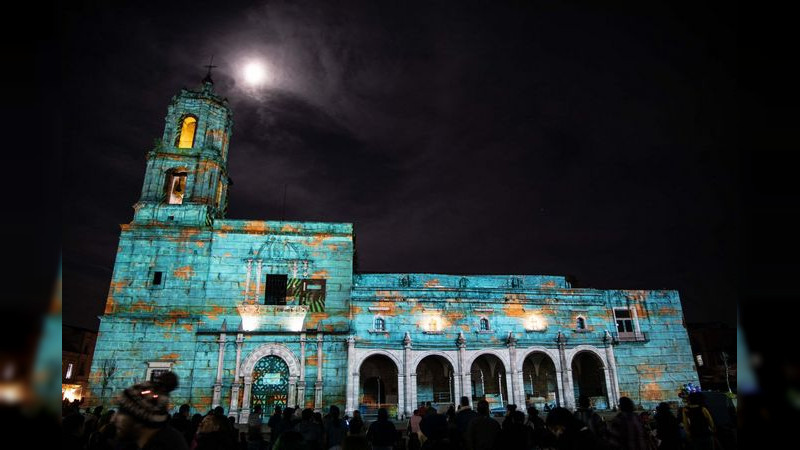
[298,333,306,407]
[346,337,356,414]
[314,334,324,410]
[255,260,263,298]
[452,352,462,404]
[212,326,227,409]
[352,372,361,414]
[604,331,620,408]
[556,332,574,409]
[240,376,252,424]
[507,332,519,405]
[403,332,412,417]
[288,376,297,407]
[397,372,405,420]
[457,332,470,403]
[244,259,253,301]
[229,330,244,420]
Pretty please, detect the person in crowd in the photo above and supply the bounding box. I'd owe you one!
[654,402,681,450]
[324,405,348,450]
[273,430,308,450]
[113,371,188,449]
[171,404,193,443]
[195,414,237,450]
[295,408,324,450]
[464,400,500,450]
[681,392,716,450]
[608,396,650,450]
[546,406,599,450]
[348,410,364,435]
[454,397,477,443]
[574,395,608,442]
[366,408,397,450]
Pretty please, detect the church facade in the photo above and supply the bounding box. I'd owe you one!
[88,78,698,421]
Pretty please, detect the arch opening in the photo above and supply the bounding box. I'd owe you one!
[571,351,609,410]
[359,354,399,417]
[415,355,455,410]
[522,352,559,410]
[470,354,507,411]
[250,355,289,417]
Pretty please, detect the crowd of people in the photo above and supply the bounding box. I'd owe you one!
[62,372,726,450]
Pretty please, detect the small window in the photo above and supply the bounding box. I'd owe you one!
[374,317,386,331]
[166,172,188,205]
[65,363,73,380]
[614,309,635,333]
[153,271,163,286]
[576,317,586,330]
[177,116,197,148]
[146,361,173,383]
[695,354,704,367]
[265,274,288,305]
[479,317,490,331]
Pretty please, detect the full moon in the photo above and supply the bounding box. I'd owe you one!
[243,61,267,86]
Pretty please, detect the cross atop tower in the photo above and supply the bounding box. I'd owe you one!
[203,55,217,84]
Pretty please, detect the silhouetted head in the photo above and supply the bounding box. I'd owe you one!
[460,396,470,407]
[687,392,706,406]
[377,408,389,421]
[578,395,591,408]
[618,396,635,413]
[329,405,340,418]
[477,400,490,416]
[545,407,575,436]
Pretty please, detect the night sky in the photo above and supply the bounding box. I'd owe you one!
[60,1,737,331]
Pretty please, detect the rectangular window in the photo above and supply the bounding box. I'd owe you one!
[695,354,704,367]
[615,309,634,333]
[265,274,288,305]
[65,363,73,380]
[153,271,163,286]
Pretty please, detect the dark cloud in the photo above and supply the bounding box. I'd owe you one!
[60,0,737,330]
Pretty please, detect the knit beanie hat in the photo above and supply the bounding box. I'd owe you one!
[116,371,179,427]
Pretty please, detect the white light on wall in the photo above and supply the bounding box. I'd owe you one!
[422,314,445,332]
[525,314,547,331]
[240,314,261,332]
[65,363,73,380]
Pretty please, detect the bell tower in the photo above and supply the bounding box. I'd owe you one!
[132,70,233,226]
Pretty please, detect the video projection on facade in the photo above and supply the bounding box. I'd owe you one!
[88,76,699,420]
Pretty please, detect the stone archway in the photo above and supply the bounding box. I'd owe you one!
[358,354,400,417]
[520,351,559,409]
[469,353,509,411]
[570,351,609,410]
[239,343,301,423]
[414,355,455,410]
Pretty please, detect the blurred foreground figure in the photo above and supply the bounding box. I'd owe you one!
[113,371,188,450]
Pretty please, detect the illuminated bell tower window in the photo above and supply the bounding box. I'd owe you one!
[166,172,188,205]
[177,116,197,148]
[265,274,288,305]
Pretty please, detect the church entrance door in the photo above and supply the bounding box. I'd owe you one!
[251,355,290,417]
